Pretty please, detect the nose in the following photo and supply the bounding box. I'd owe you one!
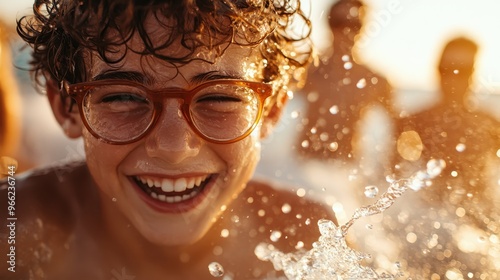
[145,100,202,164]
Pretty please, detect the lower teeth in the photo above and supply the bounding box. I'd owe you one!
[150,190,199,203]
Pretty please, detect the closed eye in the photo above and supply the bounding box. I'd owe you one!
[196,95,242,103]
[101,94,148,103]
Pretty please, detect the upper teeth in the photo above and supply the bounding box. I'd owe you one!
[137,175,208,193]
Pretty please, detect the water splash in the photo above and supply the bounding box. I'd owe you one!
[364,185,379,198]
[255,159,445,279]
[208,261,225,277]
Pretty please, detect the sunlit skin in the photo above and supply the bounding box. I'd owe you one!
[0,13,335,280]
[67,17,266,269]
[83,41,262,248]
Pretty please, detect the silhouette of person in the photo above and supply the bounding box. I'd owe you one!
[395,37,500,204]
[296,0,393,169]
[389,36,500,278]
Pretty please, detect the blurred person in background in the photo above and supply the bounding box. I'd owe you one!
[388,36,500,278]
[395,36,500,206]
[295,0,395,184]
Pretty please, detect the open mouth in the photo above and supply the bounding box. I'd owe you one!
[132,174,213,204]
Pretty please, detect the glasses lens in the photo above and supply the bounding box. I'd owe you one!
[83,84,154,142]
[190,83,260,141]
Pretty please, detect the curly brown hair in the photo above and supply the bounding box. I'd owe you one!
[17,0,313,110]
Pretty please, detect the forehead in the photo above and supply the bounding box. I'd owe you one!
[86,14,261,84]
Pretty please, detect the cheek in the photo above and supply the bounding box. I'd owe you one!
[82,131,130,195]
[218,133,262,177]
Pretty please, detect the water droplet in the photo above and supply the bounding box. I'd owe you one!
[385,174,397,183]
[329,105,339,114]
[305,218,311,225]
[301,140,310,148]
[406,232,418,243]
[365,224,373,230]
[453,69,459,74]
[270,230,282,242]
[296,188,306,197]
[356,78,366,89]
[290,110,300,119]
[307,92,319,102]
[408,171,428,191]
[328,142,339,151]
[455,143,466,152]
[319,132,329,141]
[220,229,229,238]
[208,262,224,277]
[341,54,350,62]
[364,185,379,198]
[112,197,117,202]
[258,209,266,217]
[478,236,486,243]
[231,215,240,223]
[343,62,352,70]
[281,203,292,214]
[295,241,304,249]
[213,246,223,256]
[426,159,446,178]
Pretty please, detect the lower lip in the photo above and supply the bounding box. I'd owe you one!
[129,176,217,214]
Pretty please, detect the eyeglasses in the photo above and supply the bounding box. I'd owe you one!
[65,79,273,145]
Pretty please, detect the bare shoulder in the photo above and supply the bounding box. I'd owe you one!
[237,179,337,250]
[245,179,336,224]
[0,162,98,277]
[0,161,94,222]
[208,179,337,279]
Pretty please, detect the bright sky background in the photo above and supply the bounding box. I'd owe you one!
[2,0,500,93]
[305,0,500,93]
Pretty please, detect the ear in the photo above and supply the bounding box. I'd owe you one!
[259,91,288,139]
[46,79,83,139]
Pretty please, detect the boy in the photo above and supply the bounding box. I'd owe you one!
[1,0,335,279]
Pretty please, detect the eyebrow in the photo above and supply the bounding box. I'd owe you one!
[92,71,153,84]
[190,71,243,84]
[92,70,243,86]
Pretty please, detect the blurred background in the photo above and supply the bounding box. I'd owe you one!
[1,0,500,278]
[2,0,500,166]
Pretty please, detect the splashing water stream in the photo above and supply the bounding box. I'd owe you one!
[254,159,446,280]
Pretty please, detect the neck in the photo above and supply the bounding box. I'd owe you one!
[331,34,354,60]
